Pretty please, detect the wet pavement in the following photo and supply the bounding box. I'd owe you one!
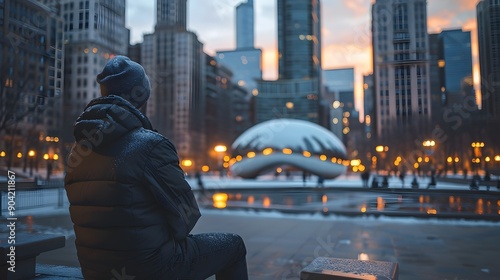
[196,187,500,221]
[2,176,500,279]
[2,206,499,280]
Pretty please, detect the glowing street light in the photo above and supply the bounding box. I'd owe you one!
[422,140,435,147]
[28,150,36,176]
[214,145,227,177]
[43,153,58,181]
[181,159,193,167]
[214,145,227,153]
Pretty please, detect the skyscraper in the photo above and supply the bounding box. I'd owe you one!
[142,0,205,165]
[236,0,254,49]
[429,29,474,114]
[156,0,187,30]
[477,0,500,118]
[216,0,262,95]
[255,0,323,125]
[372,0,431,139]
[277,0,321,80]
[42,0,128,145]
[440,30,474,100]
[323,68,356,114]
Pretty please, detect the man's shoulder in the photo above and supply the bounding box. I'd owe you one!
[129,128,174,150]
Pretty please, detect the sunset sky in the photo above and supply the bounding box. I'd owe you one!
[126,0,481,113]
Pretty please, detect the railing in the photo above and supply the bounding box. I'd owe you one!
[0,180,66,216]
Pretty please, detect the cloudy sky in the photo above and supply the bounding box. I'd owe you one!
[126,0,480,112]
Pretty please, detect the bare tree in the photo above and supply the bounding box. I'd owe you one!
[0,44,45,168]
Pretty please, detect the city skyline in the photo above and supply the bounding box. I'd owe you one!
[126,0,480,113]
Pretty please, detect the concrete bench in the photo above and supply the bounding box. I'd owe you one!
[0,233,65,280]
[300,257,399,280]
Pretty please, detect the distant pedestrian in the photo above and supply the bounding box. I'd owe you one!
[399,172,405,188]
[411,176,419,189]
[195,171,205,196]
[46,162,53,181]
[361,171,370,188]
[302,171,307,186]
[484,171,491,191]
[371,177,379,188]
[426,175,436,189]
[470,178,479,191]
[484,171,491,182]
[316,175,325,188]
[381,176,389,188]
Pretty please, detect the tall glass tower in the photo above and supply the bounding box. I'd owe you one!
[277,0,322,80]
[440,29,474,104]
[236,0,254,49]
[255,0,323,125]
[217,0,261,95]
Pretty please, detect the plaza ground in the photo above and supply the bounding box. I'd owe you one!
[18,206,500,280]
[2,171,500,279]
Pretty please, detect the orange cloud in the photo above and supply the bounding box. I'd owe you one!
[428,12,455,33]
[341,0,371,17]
[457,0,480,12]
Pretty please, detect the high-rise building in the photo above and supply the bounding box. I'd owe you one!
[440,30,474,99]
[428,33,445,124]
[216,49,262,95]
[322,68,355,143]
[256,0,322,125]
[372,0,431,139]
[156,0,187,30]
[323,68,355,114]
[255,79,320,123]
[205,55,252,168]
[216,0,262,95]
[477,0,500,118]
[277,0,321,80]
[0,0,64,169]
[429,29,474,125]
[236,0,254,49]
[45,0,129,145]
[142,0,206,166]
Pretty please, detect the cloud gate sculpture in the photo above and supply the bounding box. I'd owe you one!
[230,119,348,179]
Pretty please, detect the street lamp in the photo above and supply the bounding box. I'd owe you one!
[214,145,227,153]
[422,140,437,176]
[214,145,227,176]
[375,145,388,173]
[43,153,59,181]
[28,150,35,176]
[471,142,485,174]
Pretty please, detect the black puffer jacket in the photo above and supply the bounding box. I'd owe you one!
[65,95,200,279]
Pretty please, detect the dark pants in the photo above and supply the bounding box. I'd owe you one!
[173,233,248,280]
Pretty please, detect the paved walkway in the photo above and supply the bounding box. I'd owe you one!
[26,208,500,280]
[3,171,499,279]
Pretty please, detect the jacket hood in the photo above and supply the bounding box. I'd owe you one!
[73,95,153,149]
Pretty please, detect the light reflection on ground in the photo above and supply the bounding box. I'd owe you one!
[202,188,500,220]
